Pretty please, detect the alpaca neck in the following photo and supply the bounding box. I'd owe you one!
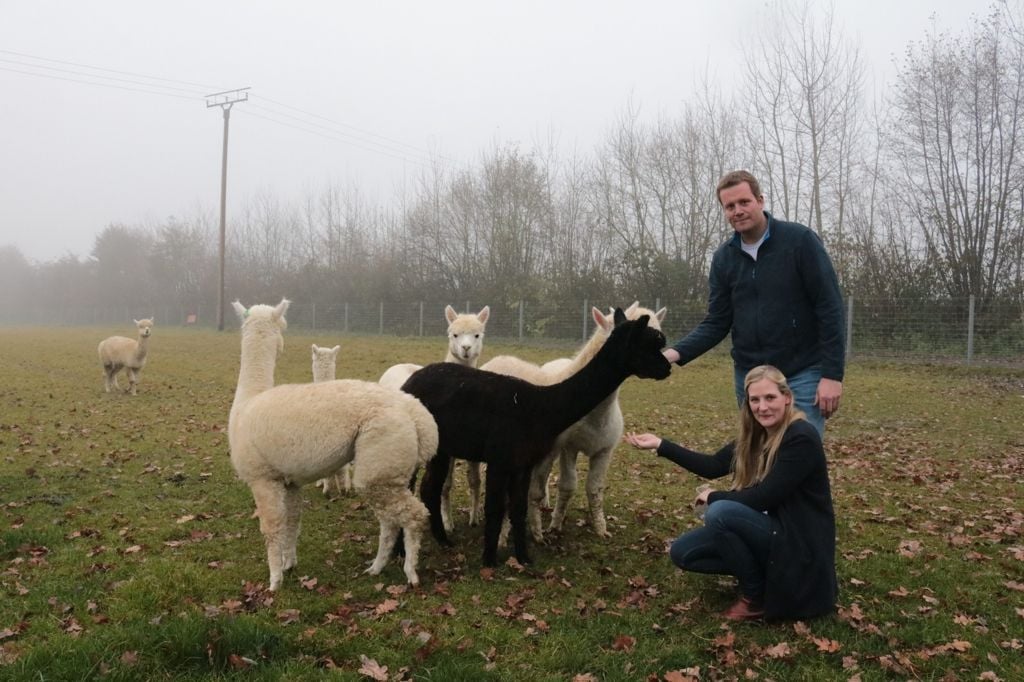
[539,338,630,432]
[135,334,150,362]
[233,328,278,406]
[549,326,611,382]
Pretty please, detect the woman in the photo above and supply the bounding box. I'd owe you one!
[624,365,837,621]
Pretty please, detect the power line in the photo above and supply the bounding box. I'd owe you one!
[0,48,224,90]
[243,105,437,166]
[0,64,204,101]
[3,51,452,168]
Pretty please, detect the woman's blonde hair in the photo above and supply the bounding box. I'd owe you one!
[731,365,806,489]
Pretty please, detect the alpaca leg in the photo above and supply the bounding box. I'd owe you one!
[397,490,429,586]
[102,367,112,393]
[482,467,510,566]
[341,464,354,492]
[281,484,302,571]
[549,450,580,532]
[126,368,138,395]
[508,467,533,565]
[440,457,456,533]
[419,454,453,546]
[248,478,288,591]
[466,462,483,526]
[585,448,614,538]
[528,451,556,543]
[366,515,401,577]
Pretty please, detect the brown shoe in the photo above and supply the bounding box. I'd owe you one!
[722,596,764,621]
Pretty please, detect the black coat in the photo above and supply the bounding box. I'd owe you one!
[657,419,838,620]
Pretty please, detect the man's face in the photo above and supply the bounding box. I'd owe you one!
[719,182,767,242]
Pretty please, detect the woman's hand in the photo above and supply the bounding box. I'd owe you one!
[694,485,712,506]
[623,431,662,451]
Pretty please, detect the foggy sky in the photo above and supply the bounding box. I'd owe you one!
[0,0,988,263]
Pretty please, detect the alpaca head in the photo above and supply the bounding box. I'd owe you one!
[311,343,340,382]
[592,301,667,335]
[133,318,154,338]
[607,308,672,380]
[444,305,490,364]
[233,299,290,354]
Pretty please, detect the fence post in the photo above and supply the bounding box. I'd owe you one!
[379,301,384,335]
[518,300,524,342]
[967,295,975,365]
[582,299,588,342]
[846,296,854,359]
[311,303,317,331]
[344,303,349,333]
[465,300,470,314]
[419,302,424,337]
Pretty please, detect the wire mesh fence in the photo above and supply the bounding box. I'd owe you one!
[5,296,1023,366]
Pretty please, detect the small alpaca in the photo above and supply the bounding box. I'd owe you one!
[402,308,671,567]
[310,344,352,497]
[97,318,154,395]
[485,303,666,542]
[379,305,490,531]
[228,299,437,589]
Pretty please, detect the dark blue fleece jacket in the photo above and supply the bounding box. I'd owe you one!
[670,212,845,381]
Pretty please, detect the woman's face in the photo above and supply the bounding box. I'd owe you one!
[747,377,791,431]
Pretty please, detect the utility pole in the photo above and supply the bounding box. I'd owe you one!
[205,87,249,331]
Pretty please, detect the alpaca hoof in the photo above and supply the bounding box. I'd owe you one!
[595,529,612,539]
[269,576,282,591]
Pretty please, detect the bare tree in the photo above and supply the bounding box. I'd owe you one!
[887,8,1024,306]
[740,0,865,264]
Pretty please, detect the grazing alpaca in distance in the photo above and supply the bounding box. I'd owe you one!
[228,299,437,589]
[401,309,671,567]
[97,318,154,395]
[310,344,353,497]
[379,305,490,531]
[483,302,666,542]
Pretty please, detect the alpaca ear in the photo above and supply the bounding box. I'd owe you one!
[312,344,320,354]
[231,300,247,320]
[654,307,667,323]
[132,318,139,325]
[330,345,340,355]
[593,306,613,331]
[613,307,626,326]
[274,298,291,320]
[477,306,490,324]
[624,301,640,317]
[445,305,458,323]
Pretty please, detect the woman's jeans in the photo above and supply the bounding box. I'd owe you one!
[669,499,777,601]
[735,364,825,436]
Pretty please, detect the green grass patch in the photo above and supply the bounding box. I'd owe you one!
[0,325,1021,680]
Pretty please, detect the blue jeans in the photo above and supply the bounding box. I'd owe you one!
[669,499,777,601]
[734,364,824,436]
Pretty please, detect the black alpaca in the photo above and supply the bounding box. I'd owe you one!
[401,309,672,567]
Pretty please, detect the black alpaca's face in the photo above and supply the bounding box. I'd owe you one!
[633,327,671,379]
[618,315,672,380]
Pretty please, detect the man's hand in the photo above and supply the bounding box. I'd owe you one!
[815,378,843,418]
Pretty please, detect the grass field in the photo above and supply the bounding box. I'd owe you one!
[1,324,1021,681]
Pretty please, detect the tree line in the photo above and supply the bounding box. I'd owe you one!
[2,4,1022,333]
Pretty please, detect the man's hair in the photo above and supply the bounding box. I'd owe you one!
[716,170,762,203]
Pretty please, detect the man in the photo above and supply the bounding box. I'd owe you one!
[663,170,845,435]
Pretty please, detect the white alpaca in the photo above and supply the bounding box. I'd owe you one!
[97,318,154,395]
[379,304,490,532]
[310,344,353,497]
[228,299,437,589]
[481,302,666,542]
